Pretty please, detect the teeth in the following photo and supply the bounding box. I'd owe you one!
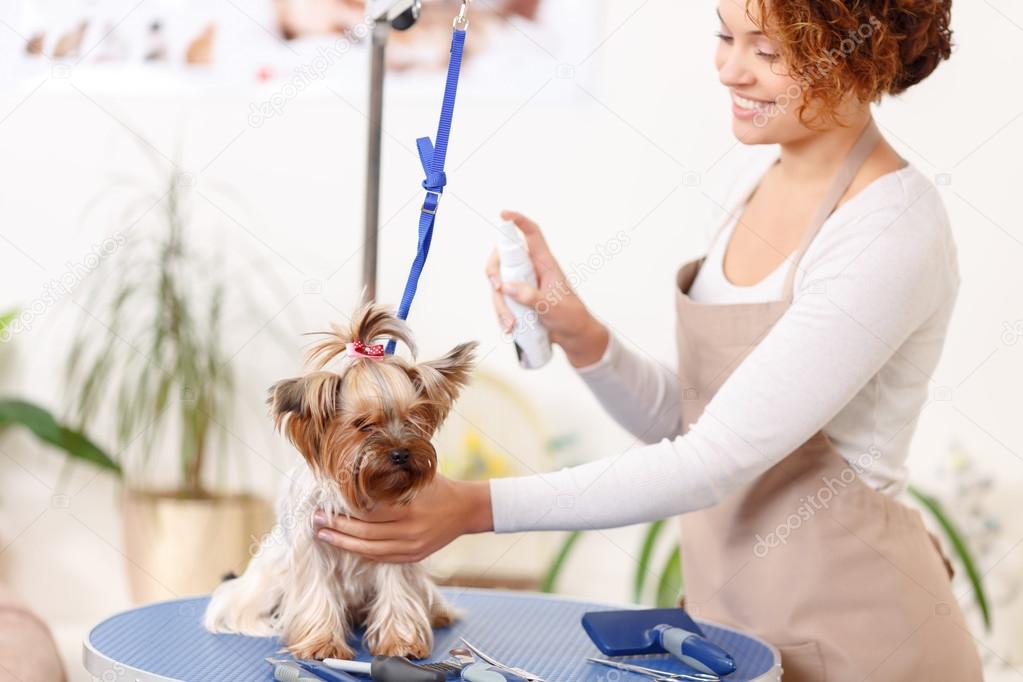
[733,94,773,112]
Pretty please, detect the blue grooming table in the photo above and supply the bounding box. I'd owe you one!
[83,588,780,681]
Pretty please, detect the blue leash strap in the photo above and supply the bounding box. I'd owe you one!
[386,25,467,355]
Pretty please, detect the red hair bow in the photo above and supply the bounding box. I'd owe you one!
[346,340,385,360]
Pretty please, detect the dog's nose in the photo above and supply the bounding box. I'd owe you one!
[389,448,410,467]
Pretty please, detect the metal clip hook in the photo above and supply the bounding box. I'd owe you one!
[453,0,470,30]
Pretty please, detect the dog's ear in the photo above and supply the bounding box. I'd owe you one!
[267,373,344,457]
[410,342,478,418]
[267,377,306,420]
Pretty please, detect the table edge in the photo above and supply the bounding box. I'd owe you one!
[83,636,182,682]
[81,587,782,681]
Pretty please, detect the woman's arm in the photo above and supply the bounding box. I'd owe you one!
[491,201,955,531]
[488,211,683,441]
[573,332,685,443]
[316,197,955,557]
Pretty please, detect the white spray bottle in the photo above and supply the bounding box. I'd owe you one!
[497,220,552,369]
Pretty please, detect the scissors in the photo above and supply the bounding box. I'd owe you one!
[586,657,721,682]
[459,638,547,682]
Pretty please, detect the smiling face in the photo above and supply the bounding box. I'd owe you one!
[715,1,811,145]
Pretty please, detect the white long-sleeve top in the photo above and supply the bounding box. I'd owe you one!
[489,160,959,533]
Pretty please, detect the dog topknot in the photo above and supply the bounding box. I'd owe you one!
[305,303,418,370]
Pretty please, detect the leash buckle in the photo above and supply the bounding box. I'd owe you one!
[422,191,441,215]
[453,0,469,30]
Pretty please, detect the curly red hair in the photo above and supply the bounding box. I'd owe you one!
[751,0,953,126]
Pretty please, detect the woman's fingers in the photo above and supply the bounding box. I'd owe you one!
[316,528,423,563]
[502,280,542,309]
[314,514,428,562]
[499,209,557,276]
[316,506,400,524]
[315,513,410,541]
[500,209,543,244]
[314,476,475,563]
[492,289,514,332]
[486,248,515,332]
[485,248,501,289]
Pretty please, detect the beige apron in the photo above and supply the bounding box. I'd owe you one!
[675,120,983,681]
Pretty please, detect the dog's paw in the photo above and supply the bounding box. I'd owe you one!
[288,638,356,662]
[368,634,431,660]
[430,601,458,629]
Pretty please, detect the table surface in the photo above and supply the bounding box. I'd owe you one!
[83,588,781,682]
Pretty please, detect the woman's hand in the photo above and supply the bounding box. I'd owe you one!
[313,476,493,563]
[487,210,609,368]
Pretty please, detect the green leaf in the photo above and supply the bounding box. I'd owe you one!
[540,530,583,594]
[655,544,682,608]
[634,519,666,603]
[908,485,991,631]
[0,308,16,337]
[0,399,121,476]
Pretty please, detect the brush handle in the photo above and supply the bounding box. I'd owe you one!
[653,625,736,676]
[323,656,445,682]
[372,657,446,682]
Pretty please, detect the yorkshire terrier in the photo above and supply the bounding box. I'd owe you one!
[204,304,477,660]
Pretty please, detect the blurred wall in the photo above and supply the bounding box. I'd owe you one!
[0,1,1021,679]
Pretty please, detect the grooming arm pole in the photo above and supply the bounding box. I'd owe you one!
[362,18,389,304]
[362,0,421,304]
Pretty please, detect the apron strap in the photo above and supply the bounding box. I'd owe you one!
[781,118,883,300]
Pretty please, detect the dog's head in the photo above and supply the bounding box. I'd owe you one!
[267,304,477,509]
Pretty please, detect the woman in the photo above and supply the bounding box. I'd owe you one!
[314,1,983,678]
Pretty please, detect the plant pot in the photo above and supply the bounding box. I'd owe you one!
[122,489,274,603]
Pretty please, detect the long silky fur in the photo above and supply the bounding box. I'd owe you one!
[204,303,474,660]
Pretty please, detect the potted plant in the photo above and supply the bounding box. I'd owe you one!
[62,152,278,603]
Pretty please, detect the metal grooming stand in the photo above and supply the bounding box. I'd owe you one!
[361,0,423,302]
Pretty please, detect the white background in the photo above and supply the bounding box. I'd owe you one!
[0,1,1021,679]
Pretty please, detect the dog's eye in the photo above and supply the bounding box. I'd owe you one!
[352,417,374,433]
